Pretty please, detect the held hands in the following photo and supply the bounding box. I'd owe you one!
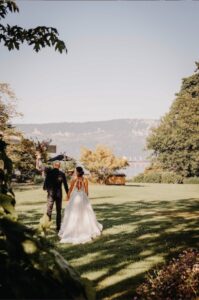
[66,193,70,201]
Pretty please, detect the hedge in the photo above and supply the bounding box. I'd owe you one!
[183,177,199,184]
[135,248,199,300]
[133,172,183,184]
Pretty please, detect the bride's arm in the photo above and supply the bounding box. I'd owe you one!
[67,179,76,201]
[84,178,89,196]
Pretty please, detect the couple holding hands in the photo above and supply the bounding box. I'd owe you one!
[43,162,102,244]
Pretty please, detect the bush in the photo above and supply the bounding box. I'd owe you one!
[183,177,199,184]
[133,172,162,183]
[133,172,183,184]
[0,193,16,218]
[161,172,183,184]
[34,175,44,185]
[133,173,145,183]
[135,248,199,300]
[0,216,95,300]
[144,172,162,183]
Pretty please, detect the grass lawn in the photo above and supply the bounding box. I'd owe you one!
[15,183,199,300]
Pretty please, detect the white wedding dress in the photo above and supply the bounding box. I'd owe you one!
[59,179,103,244]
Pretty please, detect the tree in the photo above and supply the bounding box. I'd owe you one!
[0,4,94,299]
[11,137,36,180]
[35,139,52,172]
[0,83,20,131]
[0,83,22,160]
[0,137,14,196]
[0,1,67,53]
[81,145,129,183]
[0,217,94,300]
[0,83,35,180]
[61,158,77,178]
[147,63,199,177]
[0,142,94,300]
[0,83,20,194]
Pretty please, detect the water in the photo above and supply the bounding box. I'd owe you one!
[123,162,150,178]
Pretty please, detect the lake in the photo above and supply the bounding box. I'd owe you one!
[123,162,150,178]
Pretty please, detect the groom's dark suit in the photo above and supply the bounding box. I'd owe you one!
[43,168,68,231]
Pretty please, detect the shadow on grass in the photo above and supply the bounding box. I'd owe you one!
[18,197,199,300]
[18,201,46,206]
[123,184,146,188]
[90,196,114,200]
[14,184,43,192]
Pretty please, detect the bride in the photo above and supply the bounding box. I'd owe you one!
[59,166,103,244]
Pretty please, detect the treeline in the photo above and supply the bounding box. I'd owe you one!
[0,83,49,182]
[134,63,199,184]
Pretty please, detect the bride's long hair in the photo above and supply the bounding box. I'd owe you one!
[76,166,84,177]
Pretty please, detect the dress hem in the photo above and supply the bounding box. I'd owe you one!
[59,230,102,245]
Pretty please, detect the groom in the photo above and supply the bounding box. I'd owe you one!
[43,161,69,232]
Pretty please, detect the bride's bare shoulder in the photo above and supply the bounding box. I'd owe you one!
[70,177,77,185]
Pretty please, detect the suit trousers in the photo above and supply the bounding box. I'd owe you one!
[47,190,62,231]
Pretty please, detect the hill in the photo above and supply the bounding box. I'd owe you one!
[16,119,158,160]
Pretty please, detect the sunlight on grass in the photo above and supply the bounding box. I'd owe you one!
[84,269,109,282]
[103,224,138,235]
[137,233,160,240]
[15,183,199,300]
[69,251,115,268]
[100,254,164,286]
[139,249,154,257]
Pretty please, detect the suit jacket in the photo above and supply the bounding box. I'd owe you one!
[43,168,69,198]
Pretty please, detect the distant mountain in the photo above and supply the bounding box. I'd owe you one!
[16,119,159,160]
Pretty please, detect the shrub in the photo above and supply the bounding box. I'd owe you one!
[144,172,162,183]
[133,173,145,183]
[161,172,183,184]
[133,172,162,183]
[133,172,183,184]
[0,216,94,300]
[0,193,16,218]
[34,175,44,185]
[135,248,199,300]
[183,177,199,184]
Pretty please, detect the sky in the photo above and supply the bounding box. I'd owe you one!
[1,0,199,124]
